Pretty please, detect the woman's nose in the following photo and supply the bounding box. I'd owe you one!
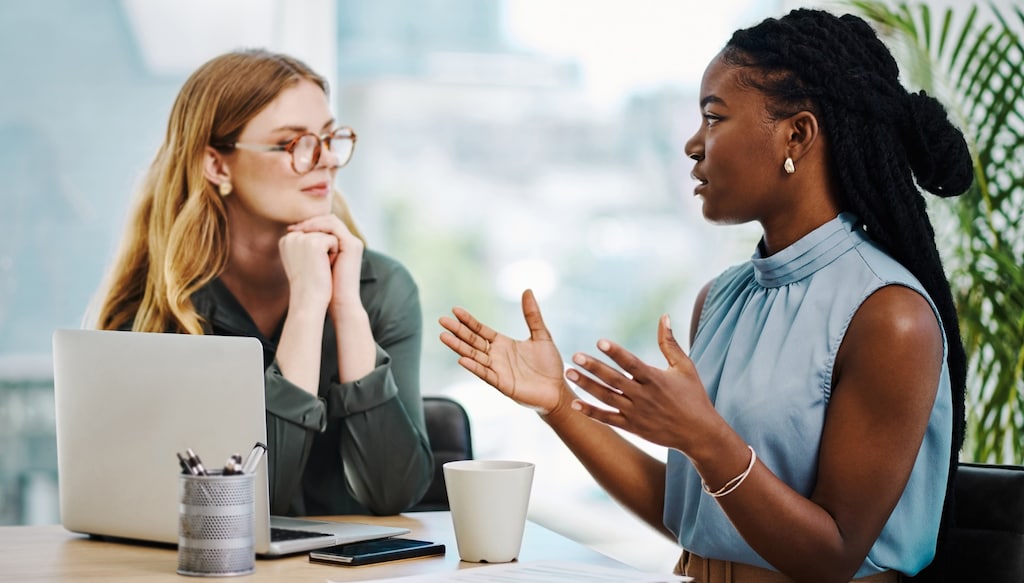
[684,131,703,162]
[317,142,341,169]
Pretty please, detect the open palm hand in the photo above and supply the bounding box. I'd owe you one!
[439,290,567,414]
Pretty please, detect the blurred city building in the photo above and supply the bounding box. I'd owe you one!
[0,0,768,568]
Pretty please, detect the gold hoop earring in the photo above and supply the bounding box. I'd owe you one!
[219,181,233,197]
[783,157,795,175]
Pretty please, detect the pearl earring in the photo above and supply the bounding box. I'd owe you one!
[219,181,233,197]
[784,157,795,175]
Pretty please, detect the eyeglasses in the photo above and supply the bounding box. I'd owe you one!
[223,127,357,174]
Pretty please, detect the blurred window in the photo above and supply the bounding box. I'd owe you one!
[1,2,768,563]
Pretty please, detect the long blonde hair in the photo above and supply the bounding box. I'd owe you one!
[97,49,363,334]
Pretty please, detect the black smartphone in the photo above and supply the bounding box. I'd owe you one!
[309,538,445,566]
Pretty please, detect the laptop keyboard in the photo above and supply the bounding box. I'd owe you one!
[270,527,332,542]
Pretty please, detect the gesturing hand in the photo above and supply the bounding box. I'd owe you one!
[439,290,567,414]
[566,315,716,452]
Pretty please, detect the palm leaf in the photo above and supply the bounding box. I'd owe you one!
[850,1,1024,463]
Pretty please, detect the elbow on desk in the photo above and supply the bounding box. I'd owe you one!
[353,445,434,516]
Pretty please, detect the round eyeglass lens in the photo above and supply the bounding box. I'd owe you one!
[326,130,354,165]
[292,135,320,173]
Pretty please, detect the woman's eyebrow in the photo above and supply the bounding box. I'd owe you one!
[267,119,336,133]
[269,125,310,133]
[700,95,726,108]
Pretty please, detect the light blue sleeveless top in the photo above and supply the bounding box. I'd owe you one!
[663,213,952,577]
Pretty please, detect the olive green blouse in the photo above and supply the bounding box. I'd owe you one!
[191,249,433,516]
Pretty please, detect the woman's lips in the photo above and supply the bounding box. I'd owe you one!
[691,173,708,195]
[301,182,330,197]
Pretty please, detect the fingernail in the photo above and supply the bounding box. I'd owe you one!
[597,339,611,351]
[571,401,582,411]
[663,314,672,330]
[566,369,578,381]
[572,353,585,365]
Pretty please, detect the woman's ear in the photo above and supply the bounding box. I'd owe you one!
[203,146,231,187]
[783,111,820,163]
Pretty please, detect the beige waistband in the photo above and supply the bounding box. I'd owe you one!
[674,550,902,583]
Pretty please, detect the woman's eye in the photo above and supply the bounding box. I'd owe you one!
[703,113,721,127]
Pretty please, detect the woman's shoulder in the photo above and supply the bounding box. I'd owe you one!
[362,248,416,284]
[359,249,422,328]
[850,231,925,292]
[360,248,420,313]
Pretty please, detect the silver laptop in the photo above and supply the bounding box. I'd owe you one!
[52,328,408,556]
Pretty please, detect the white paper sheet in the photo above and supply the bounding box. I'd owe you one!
[327,560,694,583]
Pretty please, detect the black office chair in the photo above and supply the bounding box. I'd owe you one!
[909,462,1024,582]
[409,396,474,512]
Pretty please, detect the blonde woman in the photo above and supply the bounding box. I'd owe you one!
[97,49,432,516]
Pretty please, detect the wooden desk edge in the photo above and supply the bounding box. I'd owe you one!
[0,511,627,582]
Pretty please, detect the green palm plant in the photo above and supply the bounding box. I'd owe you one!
[848,1,1024,463]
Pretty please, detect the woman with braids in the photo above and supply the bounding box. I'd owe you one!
[440,8,970,582]
[96,49,432,516]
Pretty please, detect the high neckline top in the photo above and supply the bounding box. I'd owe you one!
[663,213,952,578]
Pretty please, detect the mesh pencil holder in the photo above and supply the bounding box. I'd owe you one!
[177,471,256,577]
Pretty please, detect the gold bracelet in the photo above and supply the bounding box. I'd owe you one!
[701,445,757,498]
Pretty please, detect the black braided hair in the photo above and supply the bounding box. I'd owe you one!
[723,7,971,558]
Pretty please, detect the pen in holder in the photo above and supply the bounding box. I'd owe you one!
[177,470,256,577]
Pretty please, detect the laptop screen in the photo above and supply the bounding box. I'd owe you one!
[52,329,271,547]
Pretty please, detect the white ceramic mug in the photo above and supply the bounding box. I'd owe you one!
[443,460,535,563]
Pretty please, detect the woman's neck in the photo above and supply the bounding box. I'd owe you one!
[221,227,291,338]
[760,179,842,256]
